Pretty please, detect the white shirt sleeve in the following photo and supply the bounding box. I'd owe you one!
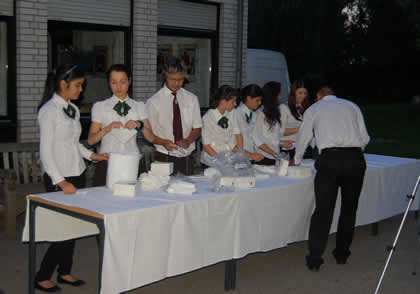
[279,104,288,129]
[231,111,240,135]
[191,96,203,129]
[294,109,315,165]
[38,108,65,185]
[201,114,211,145]
[91,102,103,124]
[355,106,370,149]
[78,144,93,160]
[137,101,148,121]
[146,100,160,134]
[252,112,265,148]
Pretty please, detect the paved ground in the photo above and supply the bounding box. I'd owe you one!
[1,212,420,294]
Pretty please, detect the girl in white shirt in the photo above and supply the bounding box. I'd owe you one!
[235,84,264,163]
[36,64,108,291]
[88,64,164,186]
[279,80,312,159]
[252,81,294,165]
[201,85,243,165]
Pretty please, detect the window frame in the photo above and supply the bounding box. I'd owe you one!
[0,14,17,142]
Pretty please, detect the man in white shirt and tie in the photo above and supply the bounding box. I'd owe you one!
[146,57,202,175]
[293,85,370,271]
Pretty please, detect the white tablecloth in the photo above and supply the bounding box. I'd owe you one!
[22,154,420,294]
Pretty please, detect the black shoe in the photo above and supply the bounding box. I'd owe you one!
[306,263,321,272]
[332,249,350,264]
[34,282,61,292]
[305,255,323,272]
[57,276,86,287]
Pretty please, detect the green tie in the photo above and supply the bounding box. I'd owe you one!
[218,116,229,129]
[63,104,76,119]
[113,101,131,116]
[245,111,253,124]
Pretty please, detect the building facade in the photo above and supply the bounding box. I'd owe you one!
[0,0,248,142]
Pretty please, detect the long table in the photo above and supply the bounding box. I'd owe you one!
[22,154,420,294]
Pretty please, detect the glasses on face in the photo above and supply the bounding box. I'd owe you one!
[167,78,184,83]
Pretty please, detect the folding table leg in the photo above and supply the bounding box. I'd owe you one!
[28,201,36,294]
[224,259,237,291]
[372,222,379,236]
[97,222,105,294]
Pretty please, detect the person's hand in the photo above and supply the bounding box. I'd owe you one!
[57,180,76,194]
[281,140,295,149]
[163,139,177,151]
[289,160,296,166]
[233,144,242,151]
[176,139,191,149]
[251,153,264,162]
[91,153,109,161]
[124,120,139,130]
[104,121,124,133]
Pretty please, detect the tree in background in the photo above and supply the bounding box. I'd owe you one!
[248,0,420,101]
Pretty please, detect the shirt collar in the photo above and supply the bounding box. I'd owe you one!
[52,93,70,107]
[111,94,130,103]
[239,103,252,116]
[163,84,181,97]
[321,95,337,102]
[211,108,227,121]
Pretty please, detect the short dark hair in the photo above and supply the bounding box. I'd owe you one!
[239,84,263,104]
[162,57,187,79]
[106,64,132,82]
[210,85,239,109]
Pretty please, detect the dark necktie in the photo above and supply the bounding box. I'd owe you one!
[245,111,252,124]
[113,100,131,117]
[172,92,183,142]
[63,104,76,119]
[218,116,229,129]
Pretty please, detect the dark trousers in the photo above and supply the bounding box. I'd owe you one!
[307,148,366,265]
[255,157,276,166]
[35,172,86,282]
[154,151,194,175]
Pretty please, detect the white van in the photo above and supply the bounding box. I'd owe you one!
[246,48,290,104]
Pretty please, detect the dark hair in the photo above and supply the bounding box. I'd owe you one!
[262,81,282,129]
[106,64,132,83]
[162,57,187,80]
[239,84,263,104]
[288,80,312,121]
[38,64,84,111]
[210,85,239,109]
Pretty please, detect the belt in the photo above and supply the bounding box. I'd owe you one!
[322,147,362,153]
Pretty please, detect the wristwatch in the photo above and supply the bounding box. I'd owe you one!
[136,120,144,130]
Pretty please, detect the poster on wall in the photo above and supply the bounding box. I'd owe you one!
[157,44,197,83]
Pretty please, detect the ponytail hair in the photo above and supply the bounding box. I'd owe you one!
[38,64,84,111]
[210,85,239,109]
[262,81,282,129]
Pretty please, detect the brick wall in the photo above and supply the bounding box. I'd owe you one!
[16,0,48,142]
[215,0,248,87]
[132,0,158,102]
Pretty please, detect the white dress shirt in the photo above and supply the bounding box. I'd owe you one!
[146,85,203,157]
[201,108,240,164]
[294,95,370,165]
[38,93,93,184]
[235,103,257,153]
[251,109,286,160]
[91,95,148,154]
[279,103,303,141]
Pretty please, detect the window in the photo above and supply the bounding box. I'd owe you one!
[158,29,217,108]
[49,21,130,113]
[0,15,17,142]
[0,21,8,116]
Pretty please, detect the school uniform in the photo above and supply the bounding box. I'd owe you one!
[294,95,370,268]
[251,109,286,165]
[201,108,241,164]
[279,103,303,142]
[91,95,148,185]
[36,93,93,282]
[147,85,202,175]
[235,103,257,153]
